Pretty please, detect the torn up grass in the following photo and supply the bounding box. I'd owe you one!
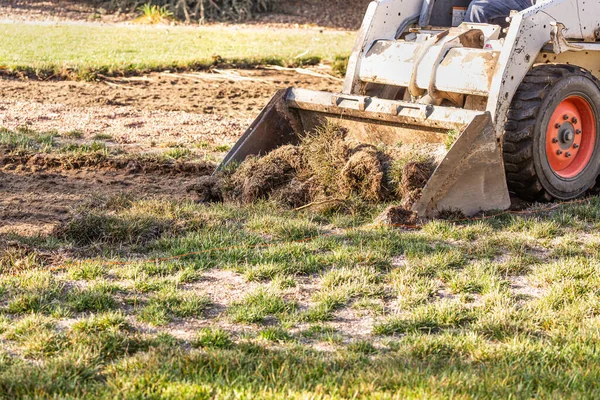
[2,194,600,397]
[0,127,215,174]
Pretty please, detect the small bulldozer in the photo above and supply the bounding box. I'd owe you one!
[220,0,600,217]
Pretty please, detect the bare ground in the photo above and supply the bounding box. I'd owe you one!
[0,168,199,236]
[0,69,341,236]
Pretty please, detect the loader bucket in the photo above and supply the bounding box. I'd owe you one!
[218,88,511,218]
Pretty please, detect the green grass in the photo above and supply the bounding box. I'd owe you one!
[138,289,211,326]
[258,326,293,342]
[192,328,233,349]
[228,288,297,324]
[3,193,600,397]
[0,127,57,154]
[0,23,355,80]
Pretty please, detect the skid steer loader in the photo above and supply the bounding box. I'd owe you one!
[220,0,600,217]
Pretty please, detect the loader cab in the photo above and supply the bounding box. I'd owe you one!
[418,0,473,28]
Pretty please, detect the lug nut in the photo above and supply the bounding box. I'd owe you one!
[552,138,559,143]
[564,114,570,120]
[555,123,561,129]
[572,117,578,124]
[557,150,563,155]
[574,143,580,149]
[566,152,572,158]
[576,129,582,134]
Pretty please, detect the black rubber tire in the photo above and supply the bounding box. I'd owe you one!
[503,65,600,201]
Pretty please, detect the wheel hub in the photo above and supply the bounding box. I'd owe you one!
[545,96,596,179]
[558,122,575,149]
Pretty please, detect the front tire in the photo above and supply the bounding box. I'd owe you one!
[503,65,600,201]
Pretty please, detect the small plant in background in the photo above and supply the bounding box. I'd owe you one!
[258,327,293,342]
[92,133,113,141]
[125,0,277,23]
[164,147,192,160]
[62,130,84,139]
[135,3,176,24]
[332,55,349,77]
[445,129,460,150]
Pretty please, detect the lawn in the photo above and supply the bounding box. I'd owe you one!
[2,127,600,397]
[2,23,600,397]
[0,22,354,79]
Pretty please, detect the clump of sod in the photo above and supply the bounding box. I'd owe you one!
[189,123,435,210]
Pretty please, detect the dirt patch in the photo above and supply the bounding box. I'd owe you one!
[264,0,372,30]
[0,70,341,152]
[0,167,200,237]
[0,68,343,237]
[0,0,135,23]
[0,70,340,119]
[2,150,215,176]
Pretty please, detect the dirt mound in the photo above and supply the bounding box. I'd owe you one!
[186,176,224,203]
[301,124,350,195]
[187,145,305,204]
[436,209,467,221]
[270,178,312,208]
[400,161,433,193]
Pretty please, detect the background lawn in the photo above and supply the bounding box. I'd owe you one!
[0,22,355,79]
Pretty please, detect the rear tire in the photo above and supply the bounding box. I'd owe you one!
[503,65,600,201]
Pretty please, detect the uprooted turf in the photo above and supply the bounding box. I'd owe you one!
[188,123,435,211]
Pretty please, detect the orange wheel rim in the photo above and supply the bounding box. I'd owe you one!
[545,96,596,179]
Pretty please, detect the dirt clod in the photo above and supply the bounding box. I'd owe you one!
[376,206,418,226]
[341,146,386,201]
[187,175,224,203]
[399,161,434,207]
[400,161,433,193]
[271,178,312,208]
[436,208,466,221]
[230,145,303,203]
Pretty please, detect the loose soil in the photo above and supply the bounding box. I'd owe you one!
[0,69,340,150]
[0,69,341,118]
[0,168,200,236]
